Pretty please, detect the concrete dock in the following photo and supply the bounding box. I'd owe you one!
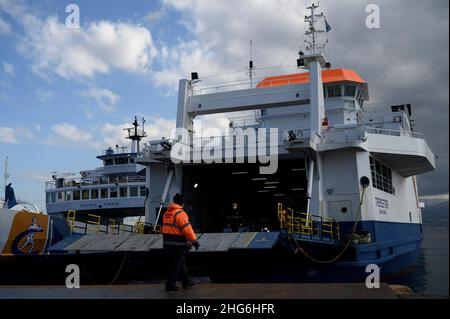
[0,283,405,299]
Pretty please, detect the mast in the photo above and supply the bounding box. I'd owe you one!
[3,156,9,191]
[298,3,330,217]
[301,2,329,139]
[124,116,147,154]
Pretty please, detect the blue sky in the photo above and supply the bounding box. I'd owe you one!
[0,0,186,208]
[0,0,449,210]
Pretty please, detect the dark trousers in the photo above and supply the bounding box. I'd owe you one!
[165,246,190,287]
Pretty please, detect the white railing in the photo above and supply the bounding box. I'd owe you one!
[362,126,425,139]
[46,175,146,190]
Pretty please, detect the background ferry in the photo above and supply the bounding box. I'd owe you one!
[45,117,148,221]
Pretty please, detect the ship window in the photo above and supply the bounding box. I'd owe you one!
[101,188,108,199]
[120,187,128,197]
[327,86,342,98]
[50,192,56,203]
[73,190,81,201]
[344,86,356,97]
[58,192,64,202]
[115,157,126,165]
[327,87,335,98]
[104,159,114,166]
[82,190,89,200]
[66,192,72,201]
[129,157,135,164]
[46,193,51,204]
[110,188,118,198]
[130,187,138,197]
[140,186,146,197]
[91,189,99,199]
[370,157,394,194]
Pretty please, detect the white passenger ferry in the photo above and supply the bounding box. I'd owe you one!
[136,3,436,281]
[45,118,148,220]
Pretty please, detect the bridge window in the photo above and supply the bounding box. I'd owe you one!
[104,159,114,166]
[344,85,356,97]
[101,188,108,199]
[130,186,139,197]
[91,189,99,199]
[140,186,146,197]
[66,192,72,201]
[73,190,81,201]
[370,157,394,194]
[327,85,342,98]
[115,157,127,165]
[58,192,64,202]
[46,193,51,204]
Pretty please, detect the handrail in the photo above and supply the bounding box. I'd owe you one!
[65,210,159,236]
[277,203,340,241]
[362,126,425,139]
[46,175,146,190]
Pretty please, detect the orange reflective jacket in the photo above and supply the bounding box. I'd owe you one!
[162,203,197,244]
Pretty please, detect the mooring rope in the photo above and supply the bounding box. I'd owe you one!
[286,187,367,264]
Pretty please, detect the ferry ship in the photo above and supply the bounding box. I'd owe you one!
[45,117,148,220]
[0,3,437,285]
[136,3,436,282]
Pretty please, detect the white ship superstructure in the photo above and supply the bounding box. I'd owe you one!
[136,3,436,279]
[45,118,148,219]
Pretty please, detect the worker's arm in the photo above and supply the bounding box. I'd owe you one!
[176,211,197,242]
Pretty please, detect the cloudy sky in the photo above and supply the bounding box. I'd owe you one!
[0,0,448,210]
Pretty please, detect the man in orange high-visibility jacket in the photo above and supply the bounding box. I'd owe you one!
[162,193,200,291]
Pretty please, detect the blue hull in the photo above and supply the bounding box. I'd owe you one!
[207,221,423,283]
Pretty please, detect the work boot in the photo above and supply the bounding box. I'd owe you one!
[182,281,195,289]
[165,283,180,292]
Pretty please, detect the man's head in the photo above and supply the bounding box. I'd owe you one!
[173,193,183,206]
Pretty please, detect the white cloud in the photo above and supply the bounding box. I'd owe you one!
[419,193,449,203]
[3,62,14,75]
[144,7,167,24]
[81,88,120,113]
[0,16,11,34]
[0,127,18,143]
[1,1,158,80]
[47,123,100,149]
[36,89,54,102]
[0,126,34,144]
[153,0,307,90]
[44,117,176,151]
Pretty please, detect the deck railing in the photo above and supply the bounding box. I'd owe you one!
[66,210,159,236]
[46,175,146,190]
[277,203,340,242]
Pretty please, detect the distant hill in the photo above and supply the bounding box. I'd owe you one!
[422,201,449,224]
